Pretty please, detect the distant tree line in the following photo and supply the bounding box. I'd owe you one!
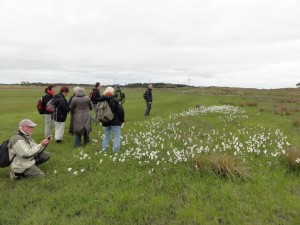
[16,81,193,88]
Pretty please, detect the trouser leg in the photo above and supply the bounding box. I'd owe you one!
[35,151,51,166]
[112,126,121,153]
[44,114,53,138]
[54,121,65,141]
[23,165,46,178]
[102,126,111,151]
[84,130,90,145]
[75,135,81,147]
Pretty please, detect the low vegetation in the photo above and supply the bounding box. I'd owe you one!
[0,85,299,224]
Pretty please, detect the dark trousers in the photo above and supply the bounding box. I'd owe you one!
[144,102,152,116]
[75,130,90,147]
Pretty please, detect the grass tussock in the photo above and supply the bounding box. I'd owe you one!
[273,104,294,116]
[282,147,300,171]
[274,107,292,116]
[192,154,249,179]
[292,119,300,127]
[240,102,257,107]
[219,101,236,106]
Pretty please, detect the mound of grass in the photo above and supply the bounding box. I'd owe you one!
[282,147,300,171]
[192,154,249,179]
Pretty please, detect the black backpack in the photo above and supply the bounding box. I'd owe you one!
[0,133,28,168]
[0,139,13,168]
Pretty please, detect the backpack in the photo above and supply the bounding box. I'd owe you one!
[96,101,114,123]
[0,133,29,168]
[45,98,55,113]
[143,91,147,99]
[116,91,125,104]
[37,96,43,114]
[0,139,13,168]
[89,90,94,101]
[121,92,125,102]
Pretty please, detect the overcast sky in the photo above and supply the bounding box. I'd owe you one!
[0,0,299,88]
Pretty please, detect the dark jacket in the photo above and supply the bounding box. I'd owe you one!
[100,96,125,127]
[144,89,153,102]
[115,90,125,104]
[41,93,53,115]
[92,88,101,104]
[51,93,69,122]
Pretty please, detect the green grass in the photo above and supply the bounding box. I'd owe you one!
[0,85,300,225]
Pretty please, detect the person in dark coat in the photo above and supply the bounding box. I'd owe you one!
[100,87,125,153]
[70,87,93,147]
[144,84,153,116]
[91,82,101,121]
[68,86,79,135]
[114,84,125,105]
[52,86,70,143]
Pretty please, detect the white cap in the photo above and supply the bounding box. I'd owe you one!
[19,119,37,127]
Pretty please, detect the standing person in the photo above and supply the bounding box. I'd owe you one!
[8,119,51,180]
[41,84,55,138]
[91,82,101,121]
[52,86,70,143]
[144,84,153,116]
[70,87,93,147]
[114,84,125,105]
[101,87,125,153]
[68,86,80,135]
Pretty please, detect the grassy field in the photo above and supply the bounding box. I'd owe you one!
[0,85,299,225]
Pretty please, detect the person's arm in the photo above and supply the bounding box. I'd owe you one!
[115,101,125,123]
[93,95,106,103]
[11,139,45,158]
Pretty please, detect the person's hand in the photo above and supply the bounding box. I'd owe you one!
[41,136,52,146]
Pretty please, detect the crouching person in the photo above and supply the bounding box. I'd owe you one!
[8,119,51,180]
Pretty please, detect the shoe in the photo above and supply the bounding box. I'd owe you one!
[55,140,62,143]
[10,171,21,180]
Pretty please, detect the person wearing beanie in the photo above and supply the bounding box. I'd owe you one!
[70,87,93,147]
[68,86,80,135]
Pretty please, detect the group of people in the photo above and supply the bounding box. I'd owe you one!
[8,83,153,180]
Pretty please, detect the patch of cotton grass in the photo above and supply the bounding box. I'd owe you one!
[66,105,291,176]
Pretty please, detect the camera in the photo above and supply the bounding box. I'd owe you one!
[47,135,52,140]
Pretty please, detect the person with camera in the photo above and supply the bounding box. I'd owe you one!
[8,119,52,180]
